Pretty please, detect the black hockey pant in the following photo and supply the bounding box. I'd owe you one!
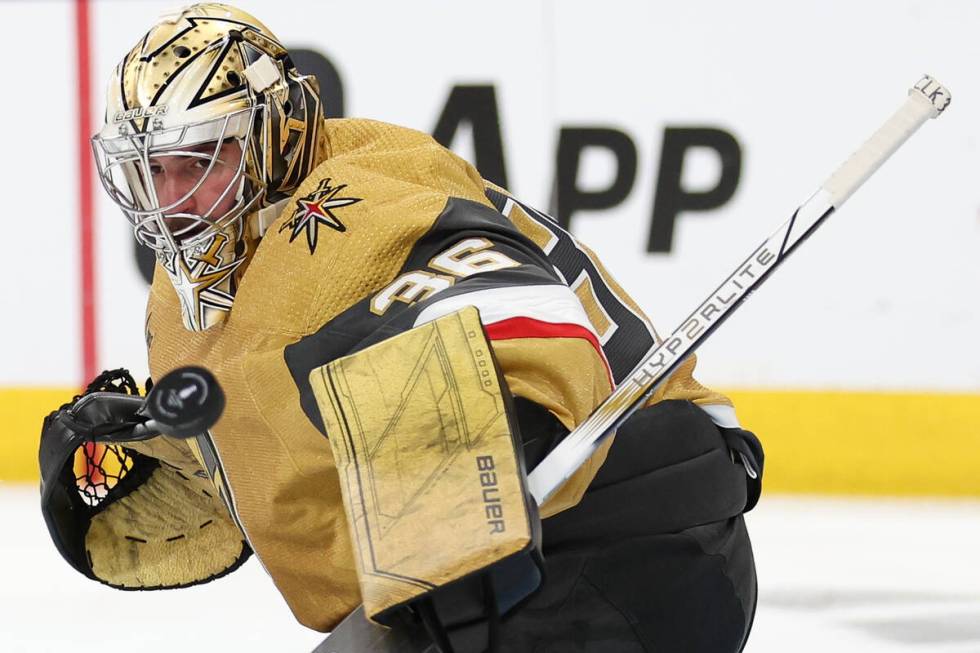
[495,399,760,652]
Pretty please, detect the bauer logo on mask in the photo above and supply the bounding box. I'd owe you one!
[112,105,169,123]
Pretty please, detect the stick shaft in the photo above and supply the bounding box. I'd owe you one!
[526,75,950,506]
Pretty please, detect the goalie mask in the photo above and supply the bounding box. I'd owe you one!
[92,3,327,331]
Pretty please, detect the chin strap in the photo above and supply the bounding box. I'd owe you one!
[252,197,290,238]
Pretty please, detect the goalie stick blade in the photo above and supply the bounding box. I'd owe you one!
[313,606,436,653]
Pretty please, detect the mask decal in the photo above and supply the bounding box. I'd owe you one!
[163,229,246,330]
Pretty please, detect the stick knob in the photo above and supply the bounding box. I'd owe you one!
[910,75,951,118]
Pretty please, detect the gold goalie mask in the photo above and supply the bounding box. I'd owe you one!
[92,3,326,330]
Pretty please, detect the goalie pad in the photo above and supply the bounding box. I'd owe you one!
[310,306,542,627]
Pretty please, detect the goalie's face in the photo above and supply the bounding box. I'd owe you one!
[147,139,244,242]
[92,108,263,254]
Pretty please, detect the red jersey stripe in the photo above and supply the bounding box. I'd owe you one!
[485,317,613,386]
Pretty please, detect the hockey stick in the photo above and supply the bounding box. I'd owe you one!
[526,74,949,504]
[316,75,949,652]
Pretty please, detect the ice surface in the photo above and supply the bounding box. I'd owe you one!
[3,485,979,651]
[745,496,980,652]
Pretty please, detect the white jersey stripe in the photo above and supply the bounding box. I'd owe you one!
[697,403,741,429]
[414,284,600,340]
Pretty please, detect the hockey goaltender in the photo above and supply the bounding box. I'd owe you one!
[39,4,764,652]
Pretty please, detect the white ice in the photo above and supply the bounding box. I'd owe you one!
[2,485,979,652]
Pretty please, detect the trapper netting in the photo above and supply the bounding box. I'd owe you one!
[65,369,141,507]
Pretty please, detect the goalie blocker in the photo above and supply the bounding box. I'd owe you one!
[310,307,545,651]
[310,307,762,653]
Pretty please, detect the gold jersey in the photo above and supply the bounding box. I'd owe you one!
[89,118,732,631]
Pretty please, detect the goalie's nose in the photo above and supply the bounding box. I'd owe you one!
[154,170,201,216]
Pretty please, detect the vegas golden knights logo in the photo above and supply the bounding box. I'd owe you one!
[279,178,361,254]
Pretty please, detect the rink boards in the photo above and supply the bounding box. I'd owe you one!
[0,0,977,494]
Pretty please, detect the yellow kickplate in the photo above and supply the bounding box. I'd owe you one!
[727,388,980,496]
[0,387,75,482]
[2,383,977,499]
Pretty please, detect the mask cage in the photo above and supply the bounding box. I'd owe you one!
[92,106,267,255]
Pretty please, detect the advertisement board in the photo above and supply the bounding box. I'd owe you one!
[1,0,976,492]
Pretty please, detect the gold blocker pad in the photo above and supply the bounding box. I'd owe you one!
[310,307,535,623]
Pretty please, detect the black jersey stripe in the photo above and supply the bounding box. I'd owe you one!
[485,188,656,384]
[286,197,568,434]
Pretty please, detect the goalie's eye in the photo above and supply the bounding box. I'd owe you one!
[148,161,165,176]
